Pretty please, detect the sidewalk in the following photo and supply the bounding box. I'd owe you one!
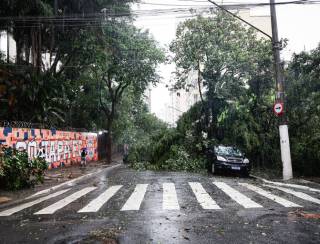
[0,154,123,205]
[251,168,320,187]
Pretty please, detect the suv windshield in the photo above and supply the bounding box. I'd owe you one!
[214,146,243,157]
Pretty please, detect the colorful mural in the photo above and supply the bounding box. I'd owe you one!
[0,127,98,168]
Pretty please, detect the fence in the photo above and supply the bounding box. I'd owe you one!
[0,120,89,132]
[0,126,99,169]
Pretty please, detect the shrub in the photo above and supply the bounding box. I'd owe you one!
[161,145,206,172]
[130,145,206,172]
[0,146,47,190]
[127,128,181,165]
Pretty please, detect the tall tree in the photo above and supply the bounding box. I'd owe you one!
[286,45,320,175]
[90,21,165,163]
[0,0,134,125]
[170,11,277,168]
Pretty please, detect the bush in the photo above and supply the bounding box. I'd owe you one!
[161,145,206,172]
[127,127,181,165]
[0,146,47,190]
[130,145,206,172]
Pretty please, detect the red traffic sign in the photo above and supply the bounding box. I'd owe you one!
[273,102,284,116]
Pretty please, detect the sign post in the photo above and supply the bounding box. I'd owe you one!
[273,102,284,116]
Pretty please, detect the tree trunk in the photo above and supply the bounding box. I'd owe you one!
[105,117,113,164]
[16,38,23,64]
[197,59,204,104]
[106,131,112,164]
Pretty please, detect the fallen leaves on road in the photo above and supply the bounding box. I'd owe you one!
[183,235,190,240]
[288,209,320,219]
[184,228,191,232]
[89,227,122,244]
[0,196,11,204]
[216,229,225,236]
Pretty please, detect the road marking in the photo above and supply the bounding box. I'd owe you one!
[162,183,180,210]
[255,177,320,193]
[0,189,70,217]
[26,171,102,199]
[26,164,121,200]
[239,183,302,208]
[78,185,123,213]
[264,184,320,205]
[213,182,263,208]
[189,182,221,210]
[34,187,96,215]
[121,184,148,211]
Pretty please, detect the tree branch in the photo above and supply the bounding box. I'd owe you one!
[50,49,61,74]
[56,51,75,75]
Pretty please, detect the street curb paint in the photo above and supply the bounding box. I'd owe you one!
[25,164,121,200]
[250,175,320,193]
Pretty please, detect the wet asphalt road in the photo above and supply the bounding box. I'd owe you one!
[0,165,319,244]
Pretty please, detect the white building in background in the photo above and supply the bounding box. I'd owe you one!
[144,87,152,112]
[165,7,272,127]
[0,31,16,62]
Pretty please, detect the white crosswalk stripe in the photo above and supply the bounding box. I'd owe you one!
[163,183,180,210]
[189,182,221,210]
[239,183,302,208]
[213,182,263,208]
[0,189,70,216]
[34,187,96,215]
[121,184,148,211]
[78,185,123,213]
[264,184,320,205]
[1,182,320,217]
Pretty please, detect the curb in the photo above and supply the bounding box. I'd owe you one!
[250,174,320,193]
[26,164,121,199]
[0,164,121,209]
[250,174,266,181]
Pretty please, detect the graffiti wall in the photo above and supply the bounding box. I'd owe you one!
[0,127,98,168]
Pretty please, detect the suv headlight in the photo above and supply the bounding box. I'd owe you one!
[217,156,227,162]
[243,158,249,164]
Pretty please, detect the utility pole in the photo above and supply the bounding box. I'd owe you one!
[7,28,10,63]
[269,0,292,180]
[207,0,293,180]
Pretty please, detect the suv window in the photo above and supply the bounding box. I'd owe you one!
[214,146,243,157]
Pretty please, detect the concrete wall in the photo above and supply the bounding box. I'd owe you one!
[0,127,98,168]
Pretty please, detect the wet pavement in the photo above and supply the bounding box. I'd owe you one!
[0,165,319,244]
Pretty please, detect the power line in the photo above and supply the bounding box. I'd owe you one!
[0,0,318,29]
[140,0,320,7]
[207,0,272,39]
[0,0,319,22]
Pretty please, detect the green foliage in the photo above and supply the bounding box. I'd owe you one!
[127,117,208,172]
[161,145,206,172]
[0,0,136,128]
[89,21,165,130]
[129,11,277,173]
[0,146,47,190]
[131,144,206,172]
[167,11,281,172]
[125,12,320,176]
[128,127,180,164]
[167,12,320,176]
[286,45,320,176]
